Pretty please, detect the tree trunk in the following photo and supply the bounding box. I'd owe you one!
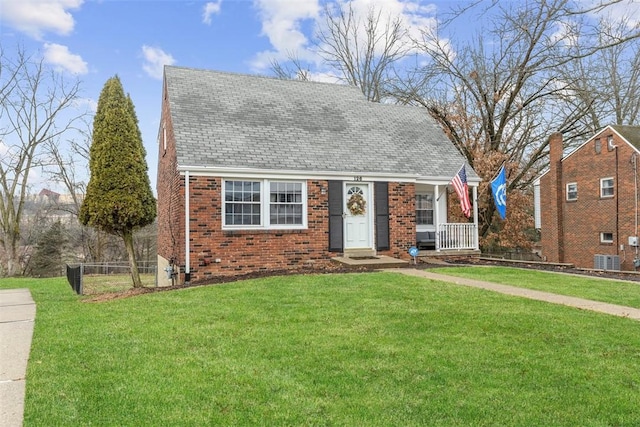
[123,229,142,288]
[2,230,19,276]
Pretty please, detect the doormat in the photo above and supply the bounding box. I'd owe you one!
[349,256,379,260]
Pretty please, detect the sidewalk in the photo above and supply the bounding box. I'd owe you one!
[0,289,36,427]
[392,269,640,320]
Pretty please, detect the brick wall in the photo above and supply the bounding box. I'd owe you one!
[540,129,640,270]
[158,175,417,283]
[540,132,564,263]
[157,83,185,274]
[378,182,415,260]
[186,177,334,282]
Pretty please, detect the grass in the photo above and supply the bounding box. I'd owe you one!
[2,270,640,426]
[82,273,157,295]
[431,266,640,308]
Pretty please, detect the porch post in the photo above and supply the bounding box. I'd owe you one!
[434,185,440,252]
[473,185,479,250]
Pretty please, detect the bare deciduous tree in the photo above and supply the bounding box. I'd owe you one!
[0,46,85,276]
[399,0,640,243]
[559,15,640,131]
[272,2,411,102]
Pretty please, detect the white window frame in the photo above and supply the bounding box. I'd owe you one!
[162,122,167,152]
[416,192,434,227]
[600,232,614,243]
[223,179,307,230]
[600,177,614,198]
[566,182,578,201]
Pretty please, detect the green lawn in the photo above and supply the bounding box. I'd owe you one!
[82,273,157,295]
[432,266,640,308]
[3,270,640,426]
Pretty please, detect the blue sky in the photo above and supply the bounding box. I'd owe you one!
[0,0,638,193]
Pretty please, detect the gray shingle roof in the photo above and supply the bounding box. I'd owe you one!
[164,66,475,180]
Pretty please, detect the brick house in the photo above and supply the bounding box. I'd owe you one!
[157,66,480,285]
[535,125,640,271]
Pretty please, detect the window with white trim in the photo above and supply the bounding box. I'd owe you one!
[600,232,614,243]
[269,182,303,225]
[600,177,614,198]
[223,179,306,229]
[416,193,434,225]
[566,183,577,201]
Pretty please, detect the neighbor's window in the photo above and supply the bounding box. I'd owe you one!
[566,183,578,201]
[594,138,601,154]
[223,179,306,229]
[416,193,434,225]
[607,135,615,151]
[600,177,614,198]
[600,232,614,243]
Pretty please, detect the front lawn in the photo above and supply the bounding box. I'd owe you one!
[3,271,640,426]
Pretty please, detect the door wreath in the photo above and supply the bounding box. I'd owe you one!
[347,193,366,216]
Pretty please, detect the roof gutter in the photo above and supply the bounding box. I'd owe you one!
[177,165,480,184]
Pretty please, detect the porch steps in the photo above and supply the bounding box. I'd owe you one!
[343,248,377,258]
[332,254,408,269]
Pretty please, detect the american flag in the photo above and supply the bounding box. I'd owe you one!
[451,165,471,218]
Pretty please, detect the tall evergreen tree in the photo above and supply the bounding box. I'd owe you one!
[80,76,156,288]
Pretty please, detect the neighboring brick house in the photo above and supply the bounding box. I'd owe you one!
[157,66,480,285]
[536,125,640,271]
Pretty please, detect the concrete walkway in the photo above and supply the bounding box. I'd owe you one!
[392,269,640,320]
[0,289,36,427]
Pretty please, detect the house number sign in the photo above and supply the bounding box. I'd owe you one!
[353,176,362,181]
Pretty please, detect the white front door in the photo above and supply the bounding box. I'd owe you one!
[344,182,371,249]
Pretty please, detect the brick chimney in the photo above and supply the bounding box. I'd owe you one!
[546,132,564,262]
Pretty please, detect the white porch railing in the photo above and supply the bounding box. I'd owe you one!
[437,223,478,251]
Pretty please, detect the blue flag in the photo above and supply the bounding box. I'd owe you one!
[491,165,507,220]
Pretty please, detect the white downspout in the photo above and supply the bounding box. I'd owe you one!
[184,170,191,282]
[473,185,479,250]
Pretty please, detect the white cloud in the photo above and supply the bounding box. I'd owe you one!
[251,0,320,70]
[250,0,439,72]
[580,0,640,27]
[203,1,222,25]
[141,45,176,80]
[0,140,8,157]
[74,97,98,113]
[0,0,83,40]
[43,43,88,75]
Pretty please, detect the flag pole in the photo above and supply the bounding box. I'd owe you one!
[489,162,507,183]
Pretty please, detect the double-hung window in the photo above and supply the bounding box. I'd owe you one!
[416,193,434,225]
[600,177,614,198]
[269,182,303,225]
[566,183,577,201]
[600,232,614,244]
[224,179,306,229]
[224,181,261,226]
